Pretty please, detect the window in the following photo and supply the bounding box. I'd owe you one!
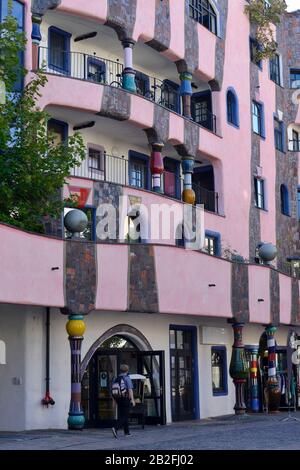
[292,130,300,152]
[211,346,228,396]
[290,69,300,89]
[192,92,215,132]
[135,71,150,97]
[87,57,106,83]
[189,0,217,35]
[160,80,180,113]
[129,151,150,190]
[270,54,281,86]
[204,230,221,256]
[250,38,262,68]
[274,118,284,152]
[254,177,265,210]
[48,119,68,145]
[280,184,290,216]
[164,158,180,199]
[1,0,24,91]
[252,101,265,137]
[88,146,105,179]
[297,188,300,220]
[226,89,239,127]
[48,26,71,74]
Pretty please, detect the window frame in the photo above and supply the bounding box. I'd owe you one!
[290,69,300,89]
[250,37,262,69]
[252,101,265,138]
[163,157,181,199]
[226,88,239,128]
[161,80,181,114]
[204,230,221,256]
[211,346,228,397]
[269,54,281,86]
[280,184,290,217]
[48,26,71,75]
[254,177,265,210]
[189,0,217,35]
[47,118,68,144]
[87,57,106,83]
[274,117,284,152]
[128,150,151,190]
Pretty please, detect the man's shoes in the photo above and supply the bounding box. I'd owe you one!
[125,433,132,436]
[112,427,118,439]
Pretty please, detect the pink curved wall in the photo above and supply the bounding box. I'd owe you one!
[279,274,292,325]
[133,0,155,43]
[0,224,64,307]
[196,24,216,82]
[248,265,271,324]
[162,0,185,62]
[154,246,232,317]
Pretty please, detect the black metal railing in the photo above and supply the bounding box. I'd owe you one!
[192,182,219,213]
[193,109,217,134]
[290,139,300,152]
[71,153,219,213]
[38,46,217,134]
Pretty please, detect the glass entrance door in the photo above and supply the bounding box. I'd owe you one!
[170,328,195,421]
[138,351,166,425]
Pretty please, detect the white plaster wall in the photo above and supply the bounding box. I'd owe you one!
[1,304,297,430]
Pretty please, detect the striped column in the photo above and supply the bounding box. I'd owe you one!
[181,156,196,204]
[179,72,193,119]
[31,14,42,70]
[229,323,248,415]
[122,39,136,93]
[150,143,164,193]
[265,325,280,412]
[66,315,86,430]
[247,345,260,412]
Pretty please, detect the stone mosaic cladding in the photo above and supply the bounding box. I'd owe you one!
[248,24,261,263]
[274,14,300,272]
[231,262,249,323]
[31,0,61,15]
[98,86,131,121]
[147,0,171,53]
[270,269,280,326]
[176,0,199,73]
[63,241,97,315]
[106,0,137,41]
[291,278,300,325]
[145,105,170,144]
[209,0,228,91]
[175,119,199,157]
[128,245,159,313]
[94,181,124,242]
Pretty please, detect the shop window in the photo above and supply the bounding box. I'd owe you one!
[211,346,228,396]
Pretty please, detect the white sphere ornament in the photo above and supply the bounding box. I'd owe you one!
[64,209,88,234]
[258,243,277,262]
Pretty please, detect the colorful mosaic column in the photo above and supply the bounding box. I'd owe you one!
[181,156,196,204]
[122,39,136,93]
[265,325,281,412]
[229,323,248,415]
[247,345,260,412]
[150,143,164,193]
[31,14,42,70]
[66,314,86,430]
[179,72,193,119]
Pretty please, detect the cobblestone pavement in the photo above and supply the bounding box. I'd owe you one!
[1,413,300,450]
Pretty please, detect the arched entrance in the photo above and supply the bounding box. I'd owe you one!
[81,325,166,428]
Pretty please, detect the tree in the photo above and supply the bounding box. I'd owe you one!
[245,0,287,62]
[0,3,85,233]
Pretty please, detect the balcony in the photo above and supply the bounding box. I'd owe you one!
[38,46,217,134]
[70,151,220,214]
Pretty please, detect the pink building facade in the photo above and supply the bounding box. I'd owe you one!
[1,0,300,430]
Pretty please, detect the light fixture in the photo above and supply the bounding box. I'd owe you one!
[74,32,97,42]
[73,121,95,131]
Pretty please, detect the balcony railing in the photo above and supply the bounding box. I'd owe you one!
[38,47,217,133]
[71,152,219,213]
[192,182,219,213]
[289,139,300,152]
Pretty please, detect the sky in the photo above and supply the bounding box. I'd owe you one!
[286,0,300,12]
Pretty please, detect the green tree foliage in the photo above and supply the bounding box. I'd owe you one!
[245,0,287,61]
[0,3,85,233]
